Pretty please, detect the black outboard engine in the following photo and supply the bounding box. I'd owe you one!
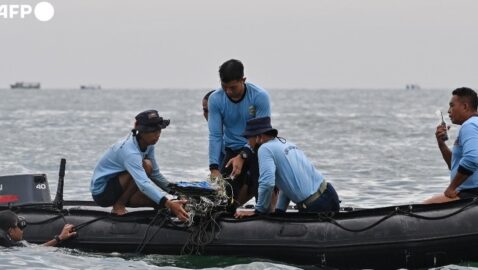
[0,174,52,206]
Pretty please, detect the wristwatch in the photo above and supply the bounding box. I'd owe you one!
[54,235,61,243]
[239,151,248,160]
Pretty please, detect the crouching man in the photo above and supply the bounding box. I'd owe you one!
[90,110,188,221]
[235,117,340,218]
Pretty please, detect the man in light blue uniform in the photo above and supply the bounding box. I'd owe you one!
[91,110,188,221]
[235,117,340,217]
[208,59,271,207]
[425,87,478,203]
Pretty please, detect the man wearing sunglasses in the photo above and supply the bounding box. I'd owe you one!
[0,210,76,247]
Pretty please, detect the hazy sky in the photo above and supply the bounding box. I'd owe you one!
[1,0,477,89]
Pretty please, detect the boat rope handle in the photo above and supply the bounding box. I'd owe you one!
[324,212,396,233]
[73,216,109,231]
[398,199,477,220]
[26,214,65,225]
[323,199,478,233]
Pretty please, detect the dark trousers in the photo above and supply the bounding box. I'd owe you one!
[459,187,478,199]
[220,147,259,202]
[298,183,340,213]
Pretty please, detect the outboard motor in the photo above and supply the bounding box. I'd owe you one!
[0,174,52,206]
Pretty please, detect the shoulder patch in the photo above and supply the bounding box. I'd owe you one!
[249,106,256,116]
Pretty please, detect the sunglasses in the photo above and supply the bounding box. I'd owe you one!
[16,216,27,230]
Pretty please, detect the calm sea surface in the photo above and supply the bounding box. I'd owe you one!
[0,88,475,269]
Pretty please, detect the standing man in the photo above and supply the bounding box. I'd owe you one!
[235,117,340,217]
[91,110,188,221]
[208,59,271,207]
[425,87,478,203]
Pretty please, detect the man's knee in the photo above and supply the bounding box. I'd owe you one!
[143,159,153,175]
[117,172,134,188]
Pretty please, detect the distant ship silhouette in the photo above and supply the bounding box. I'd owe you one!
[80,84,101,90]
[405,84,420,90]
[10,81,41,89]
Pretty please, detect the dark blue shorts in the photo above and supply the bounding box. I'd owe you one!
[92,174,124,207]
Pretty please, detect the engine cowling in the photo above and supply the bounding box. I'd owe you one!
[0,174,51,206]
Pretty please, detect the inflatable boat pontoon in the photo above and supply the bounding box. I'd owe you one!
[1,160,478,269]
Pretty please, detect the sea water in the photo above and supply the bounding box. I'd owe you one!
[0,88,475,269]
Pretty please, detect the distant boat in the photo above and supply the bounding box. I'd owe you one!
[80,84,101,90]
[406,84,421,90]
[10,81,41,89]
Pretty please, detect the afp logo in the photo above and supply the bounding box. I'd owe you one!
[0,1,54,22]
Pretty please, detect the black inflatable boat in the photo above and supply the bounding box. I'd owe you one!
[2,160,478,269]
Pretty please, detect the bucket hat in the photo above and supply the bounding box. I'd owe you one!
[242,116,278,138]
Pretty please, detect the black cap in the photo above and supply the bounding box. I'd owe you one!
[135,110,170,133]
[242,116,278,138]
[0,210,23,231]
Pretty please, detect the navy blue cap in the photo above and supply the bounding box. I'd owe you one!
[242,117,278,138]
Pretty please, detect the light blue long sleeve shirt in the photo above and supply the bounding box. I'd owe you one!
[90,134,170,204]
[255,138,325,213]
[208,82,271,166]
[451,116,478,190]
